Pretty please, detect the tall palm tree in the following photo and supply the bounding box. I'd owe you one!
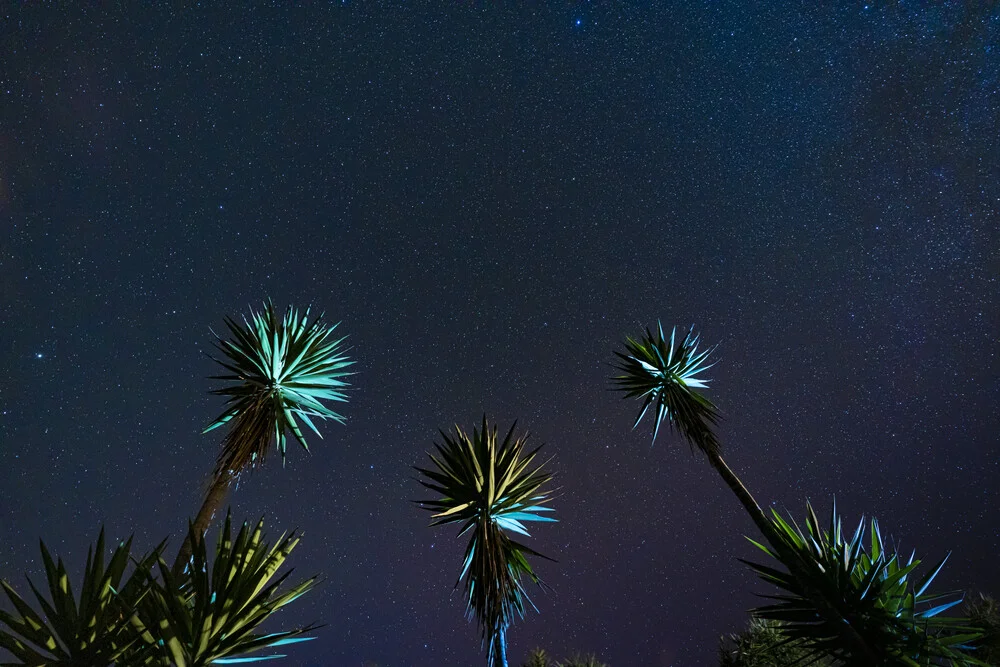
[415,417,557,667]
[612,323,772,539]
[613,323,982,665]
[174,301,353,573]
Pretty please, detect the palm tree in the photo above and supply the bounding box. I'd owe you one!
[141,513,318,666]
[415,417,557,667]
[0,530,162,666]
[612,323,772,538]
[173,301,353,573]
[613,323,983,665]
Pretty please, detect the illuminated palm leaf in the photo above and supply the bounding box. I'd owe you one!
[0,530,162,666]
[416,417,557,667]
[206,301,354,476]
[612,322,719,454]
[142,512,317,666]
[742,501,985,666]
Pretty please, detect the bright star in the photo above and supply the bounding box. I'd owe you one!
[35,352,44,359]
[575,18,582,26]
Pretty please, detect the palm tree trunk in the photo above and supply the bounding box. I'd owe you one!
[705,451,773,539]
[495,627,508,667]
[172,472,233,575]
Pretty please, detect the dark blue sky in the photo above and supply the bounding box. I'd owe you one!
[2,4,998,666]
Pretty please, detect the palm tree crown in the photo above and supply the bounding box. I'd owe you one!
[416,417,557,667]
[742,501,985,666]
[205,300,354,477]
[612,322,719,454]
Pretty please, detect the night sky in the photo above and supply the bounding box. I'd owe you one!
[2,4,998,666]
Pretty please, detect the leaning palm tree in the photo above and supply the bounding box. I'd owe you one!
[612,323,772,538]
[613,323,983,664]
[415,417,557,667]
[174,301,353,573]
[0,529,163,666]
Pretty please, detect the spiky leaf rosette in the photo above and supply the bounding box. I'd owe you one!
[0,529,163,666]
[613,322,720,454]
[741,501,985,666]
[206,301,353,477]
[416,417,557,666]
[140,512,317,667]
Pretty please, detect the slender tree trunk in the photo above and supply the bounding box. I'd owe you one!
[172,472,233,575]
[705,451,880,664]
[494,627,508,667]
[705,452,772,539]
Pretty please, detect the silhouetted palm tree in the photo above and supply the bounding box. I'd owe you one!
[174,302,353,573]
[416,417,556,667]
[613,323,771,538]
[614,323,983,665]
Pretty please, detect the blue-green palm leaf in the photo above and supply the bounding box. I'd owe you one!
[205,301,354,476]
[415,417,557,666]
[742,501,985,665]
[613,322,720,454]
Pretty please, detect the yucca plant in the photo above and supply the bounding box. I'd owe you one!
[613,323,772,539]
[742,501,985,666]
[416,417,557,667]
[556,655,608,667]
[522,648,551,667]
[613,323,984,665]
[175,301,353,572]
[719,617,828,667]
[143,512,317,666]
[0,529,162,666]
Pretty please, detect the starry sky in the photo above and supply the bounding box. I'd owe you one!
[2,3,998,666]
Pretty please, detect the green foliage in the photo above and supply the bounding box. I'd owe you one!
[742,501,985,666]
[416,417,556,666]
[557,655,608,667]
[141,513,317,666]
[0,530,161,666]
[613,323,720,454]
[719,617,829,667]
[520,649,608,667]
[965,594,1000,664]
[205,301,353,476]
[0,515,315,667]
[522,648,550,667]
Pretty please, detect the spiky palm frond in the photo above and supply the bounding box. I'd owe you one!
[205,301,353,477]
[416,417,557,666]
[141,513,317,667]
[0,530,162,666]
[612,322,720,454]
[742,501,985,666]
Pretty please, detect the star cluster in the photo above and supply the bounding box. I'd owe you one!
[1,4,997,665]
